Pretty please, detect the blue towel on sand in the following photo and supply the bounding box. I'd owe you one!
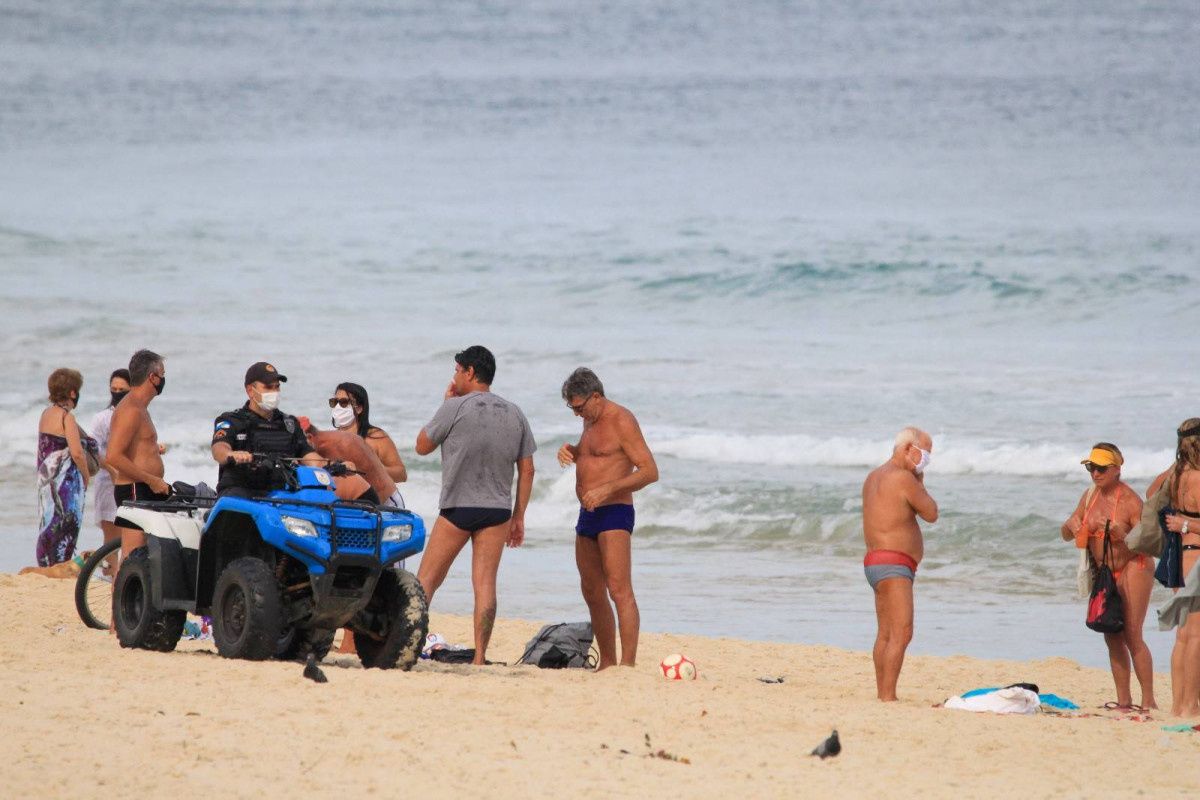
[959,687,1078,709]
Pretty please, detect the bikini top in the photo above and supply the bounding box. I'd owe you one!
[1078,485,1122,545]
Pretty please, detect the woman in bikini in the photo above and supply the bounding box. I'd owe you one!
[1062,442,1155,710]
[329,382,406,484]
[1147,419,1200,718]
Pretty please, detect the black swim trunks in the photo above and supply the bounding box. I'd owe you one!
[114,482,170,506]
[440,507,512,533]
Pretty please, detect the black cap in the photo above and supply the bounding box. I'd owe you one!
[244,362,287,385]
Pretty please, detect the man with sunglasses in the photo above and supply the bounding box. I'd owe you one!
[210,362,322,496]
[557,367,658,670]
[415,345,536,666]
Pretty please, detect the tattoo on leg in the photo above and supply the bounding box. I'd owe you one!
[480,604,497,647]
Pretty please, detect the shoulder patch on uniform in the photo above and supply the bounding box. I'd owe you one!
[216,421,232,430]
[213,430,227,440]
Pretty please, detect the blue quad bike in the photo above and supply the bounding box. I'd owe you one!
[110,454,429,669]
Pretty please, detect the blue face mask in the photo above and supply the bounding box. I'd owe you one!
[912,447,931,474]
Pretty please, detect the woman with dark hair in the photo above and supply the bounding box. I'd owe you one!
[36,368,98,566]
[329,382,406,483]
[1147,419,1200,718]
[88,368,131,559]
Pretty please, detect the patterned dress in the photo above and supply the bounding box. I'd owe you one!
[36,424,98,567]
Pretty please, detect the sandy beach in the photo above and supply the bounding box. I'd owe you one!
[2,573,1197,799]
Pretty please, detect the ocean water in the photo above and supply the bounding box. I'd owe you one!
[2,0,1198,671]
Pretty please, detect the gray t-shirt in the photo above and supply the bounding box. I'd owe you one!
[424,392,537,509]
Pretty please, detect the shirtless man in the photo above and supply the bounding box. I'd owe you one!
[106,350,169,559]
[861,426,938,701]
[299,418,403,507]
[557,368,658,669]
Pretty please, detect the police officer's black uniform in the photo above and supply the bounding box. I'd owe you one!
[213,362,314,495]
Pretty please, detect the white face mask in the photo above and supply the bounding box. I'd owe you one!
[257,390,280,413]
[912,446,931,474]
[332,404,356,429]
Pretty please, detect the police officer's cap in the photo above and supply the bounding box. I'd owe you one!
[245,362,288,386]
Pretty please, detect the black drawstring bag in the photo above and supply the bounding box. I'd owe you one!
[1086,523,1125,634]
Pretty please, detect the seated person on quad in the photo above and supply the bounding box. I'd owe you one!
[298,417,404,508]
[210,362,324,495]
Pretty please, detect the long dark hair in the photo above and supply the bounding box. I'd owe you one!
[336,382,372,439]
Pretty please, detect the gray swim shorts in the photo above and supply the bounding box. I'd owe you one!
[864,563,915,590]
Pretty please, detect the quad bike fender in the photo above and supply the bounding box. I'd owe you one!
[113,507,204,551]
[146,535,199,612]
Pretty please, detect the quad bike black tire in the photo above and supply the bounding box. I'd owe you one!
[354,569,428,670]
[75,537,123,630]
[113,547,186,652]
[212,557,284,661]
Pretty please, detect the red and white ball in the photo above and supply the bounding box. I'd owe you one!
[659,653,697,680]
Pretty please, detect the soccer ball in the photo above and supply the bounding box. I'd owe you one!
[659,653,697,680]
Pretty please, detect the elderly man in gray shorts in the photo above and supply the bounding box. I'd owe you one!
[415,345,536,666]
[862,426,938,702]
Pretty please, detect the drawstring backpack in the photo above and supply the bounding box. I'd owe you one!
[1086,521,1125,634]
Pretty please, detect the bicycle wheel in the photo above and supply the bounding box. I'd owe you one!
[75,538,122,630]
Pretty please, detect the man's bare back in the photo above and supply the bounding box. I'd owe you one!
[308,428,397,501]
[862,462,934,562]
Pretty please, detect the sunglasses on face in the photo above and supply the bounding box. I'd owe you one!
[1084,462,1110,475]
[567,396,592,413]
[328,397,355,408]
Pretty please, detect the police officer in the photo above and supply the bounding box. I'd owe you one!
[210,362,322,495]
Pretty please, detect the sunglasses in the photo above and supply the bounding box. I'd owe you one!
[567,396,593,413]
[328,397,356,408]
[1084,462,1110,475]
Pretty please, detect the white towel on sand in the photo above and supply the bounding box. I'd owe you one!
[944,687,1040,715]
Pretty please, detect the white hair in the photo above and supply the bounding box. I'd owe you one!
[894,426,929,451]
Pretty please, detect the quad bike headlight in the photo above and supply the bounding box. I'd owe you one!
[382,523,413,543]
[281,516,318,538]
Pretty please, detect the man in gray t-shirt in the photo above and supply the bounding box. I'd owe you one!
[414,345,536,666]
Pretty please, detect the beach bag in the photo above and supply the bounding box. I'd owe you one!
[1074,488,1097,598]
[1076,548,1096,599]
[517,622,596,669]
[73,417,101,476]
[1128,469,1172,557]
[1086,526,1124,634]
[1154,514,1185,588]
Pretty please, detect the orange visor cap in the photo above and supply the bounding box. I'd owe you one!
[1082,448,1122,467]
